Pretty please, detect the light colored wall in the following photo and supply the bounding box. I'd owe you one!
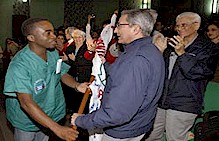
[93,0,119,28]
[0,0,213,49]
[0,0,64,49]
[0,0,13,48]
[30,0,64,28]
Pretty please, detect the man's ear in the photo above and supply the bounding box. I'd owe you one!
[194,22,200,31]
[131,25,141,35]
[27,35,35,42]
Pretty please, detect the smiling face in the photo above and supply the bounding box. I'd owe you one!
[57,34,65,44]
[72,30,85,47]
[28,21,57,49]
[207,24,219,40]
[175,16,199,39]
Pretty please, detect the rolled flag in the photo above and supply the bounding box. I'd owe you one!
[88,12,117,141]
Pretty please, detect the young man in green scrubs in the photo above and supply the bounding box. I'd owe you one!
[3,18,88,141]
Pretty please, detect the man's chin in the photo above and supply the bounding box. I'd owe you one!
[48,43,56,49]
[118,39,123,44]
[47,48,55,51]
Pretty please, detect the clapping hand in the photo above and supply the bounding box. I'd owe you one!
[168,35,186,56]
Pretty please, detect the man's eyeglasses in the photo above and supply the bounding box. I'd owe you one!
[175,22,197,29]
[116,23,130,28]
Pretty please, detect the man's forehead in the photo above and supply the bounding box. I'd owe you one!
[35,21,54,31]
[176,17,191,23]
[119,15,127,22]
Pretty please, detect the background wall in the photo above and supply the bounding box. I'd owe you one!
[151,0,214,26]
[93,0,119,28]
[31,0,64,28]
[0,0,119,49]
[0,0,13,49]
[0,0,216,49]
[64,0,119,30]
[0,0,64,49]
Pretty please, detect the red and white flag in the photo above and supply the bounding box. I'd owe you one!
[88,12,117,141]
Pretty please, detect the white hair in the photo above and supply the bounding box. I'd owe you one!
[145,9,158,24]
[65,26,77,37]
[176,12,201,24]
[72,29,86,38]
[121,9,154,36]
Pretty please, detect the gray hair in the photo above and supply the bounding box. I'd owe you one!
[176,12,201,24]
[72,29,86,38]
[144,9,158,24]
[65,26,77,37]
[121,9,154,36]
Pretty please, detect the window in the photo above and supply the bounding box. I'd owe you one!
[142,0,151,9]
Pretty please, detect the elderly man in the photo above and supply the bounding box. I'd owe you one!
[146,12,219,141]
[71,9,165,141]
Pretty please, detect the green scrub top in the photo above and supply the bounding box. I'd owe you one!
[3,45,70,131]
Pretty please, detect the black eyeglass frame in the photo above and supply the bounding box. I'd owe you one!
[116,23,130,27]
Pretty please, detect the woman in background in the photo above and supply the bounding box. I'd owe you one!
[206,21,219,82]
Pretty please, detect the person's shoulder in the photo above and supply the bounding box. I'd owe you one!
[197,35,218,48]
[11,47,27,61]
[137,37,159,54]
[195,34,212,44]
[10,46,37,69]
[66,44,75,52]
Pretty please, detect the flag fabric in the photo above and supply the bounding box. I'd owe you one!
[88,53,106,141]
[88,12,117,141]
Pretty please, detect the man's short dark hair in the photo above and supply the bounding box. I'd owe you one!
[21,18,49,36]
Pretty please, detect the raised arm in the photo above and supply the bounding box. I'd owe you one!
[86,15,93,41]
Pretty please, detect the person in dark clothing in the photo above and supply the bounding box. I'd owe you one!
[146,12,219,141]
[71,9,165,140]
[64,29,92,141]
[63,29,92,115]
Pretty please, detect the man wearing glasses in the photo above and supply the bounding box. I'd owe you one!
[146,12,219,141]
[71,9,165,141]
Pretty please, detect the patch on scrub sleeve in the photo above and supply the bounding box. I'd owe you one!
[34,79,46,94]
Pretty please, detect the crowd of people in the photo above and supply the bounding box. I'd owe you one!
[0,7,219,141]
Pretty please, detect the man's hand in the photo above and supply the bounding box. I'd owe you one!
[16,92,78,141]
[168,35,186,56]
[61,52,68,61]
[114,9,118,15]
[153,33,167,53]
[86,39,96,52]
[71,113,83,126]
[76,82,89,93]
[51,124,79,141]
[68,53,76,61]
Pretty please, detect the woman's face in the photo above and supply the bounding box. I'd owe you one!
[73,33,85,46]
[207,24,219,40]
[57,35,65,44]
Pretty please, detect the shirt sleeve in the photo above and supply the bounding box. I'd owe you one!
[4,62,33,97]
[84,50,95,60]
[86,24,92,40]
[61,61,71,76]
